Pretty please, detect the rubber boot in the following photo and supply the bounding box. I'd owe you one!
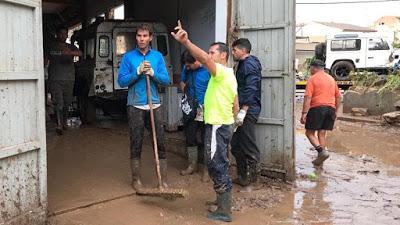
[233,160,250,187]
[237,161,260,193]
[207,191,232,222]
[180,146,198,176]
[55,109,63,135]
[312,149,330,166]
[131,159,143,191]
[160,159,169,188]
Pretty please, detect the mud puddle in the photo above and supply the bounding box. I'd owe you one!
[47,115,400,224]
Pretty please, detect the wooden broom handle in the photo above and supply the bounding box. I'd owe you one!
[145,74,163,189]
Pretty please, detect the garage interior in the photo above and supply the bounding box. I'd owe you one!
[42,0,228,215]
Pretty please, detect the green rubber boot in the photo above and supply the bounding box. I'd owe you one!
[207,191,232,222]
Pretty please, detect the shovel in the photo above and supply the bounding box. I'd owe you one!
[135,72,188,199]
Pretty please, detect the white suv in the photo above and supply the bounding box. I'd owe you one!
[315,33,396,80]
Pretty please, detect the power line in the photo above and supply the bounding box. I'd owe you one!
[297,0,400,4]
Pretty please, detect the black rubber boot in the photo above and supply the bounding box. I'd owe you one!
[131,159,143,191]
[180,146,198,176]
[233,160,250,187]
[160,159,169,188]
[207,191,232,222]
[249,160,259,184]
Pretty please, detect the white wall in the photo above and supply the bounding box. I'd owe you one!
[215,0,228,43]
[297,22,341,42]
[180,0,215,51]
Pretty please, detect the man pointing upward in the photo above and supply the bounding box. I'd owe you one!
[172,20,239,222]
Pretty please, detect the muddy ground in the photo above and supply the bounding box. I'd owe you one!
[46,103,400,225]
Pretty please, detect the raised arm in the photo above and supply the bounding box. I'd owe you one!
[171,20,217,76]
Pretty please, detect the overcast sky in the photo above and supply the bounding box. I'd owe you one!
[296,0,400,27]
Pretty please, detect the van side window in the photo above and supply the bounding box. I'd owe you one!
[157,35,168,56]
[331,39,361,51]
[99,36,109,58]
[368,38,390,51]
[116,32,136,56]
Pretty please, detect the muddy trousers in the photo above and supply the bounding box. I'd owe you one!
[49,80,74,124]
[204,124,233,194]
[231,115,260,183]
[127,106,166,160]
[184,119,205,163]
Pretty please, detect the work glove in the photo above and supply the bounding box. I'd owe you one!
[235,109,247,127]
[137,61,154,76]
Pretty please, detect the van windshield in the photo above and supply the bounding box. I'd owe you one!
[116,32,136,56]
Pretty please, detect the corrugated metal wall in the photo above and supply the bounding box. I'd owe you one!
[234,0,295,180]
[0,0,47,224]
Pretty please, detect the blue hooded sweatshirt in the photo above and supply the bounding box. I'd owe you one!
[236,55,262,117]
[118,48,171,106]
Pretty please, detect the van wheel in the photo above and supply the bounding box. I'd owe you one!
[331,61,354,81]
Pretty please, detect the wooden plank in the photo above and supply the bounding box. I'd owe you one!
[0,141,40,159]
[257,117,284,126]
[2,0,40,8]
[238,23,288,31]
[0,71,40,80]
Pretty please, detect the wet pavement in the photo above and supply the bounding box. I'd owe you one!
[47,112,400,225]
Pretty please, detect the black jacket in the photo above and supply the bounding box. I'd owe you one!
[236,55,262,117]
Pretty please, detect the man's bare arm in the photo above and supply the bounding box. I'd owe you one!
[335,96,341,117]
[302,96,311,114]
[241,105,249,112]
[171,20,217,75]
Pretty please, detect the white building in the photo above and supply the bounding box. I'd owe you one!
[371,16,400,44]
[296,21,375,43]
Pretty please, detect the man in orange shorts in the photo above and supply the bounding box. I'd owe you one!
[300,60,341,166]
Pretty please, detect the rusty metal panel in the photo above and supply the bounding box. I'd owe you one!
[234,0,295,180]
[0,0,47,224]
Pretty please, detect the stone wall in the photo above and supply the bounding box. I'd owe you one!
[343,87,400,116]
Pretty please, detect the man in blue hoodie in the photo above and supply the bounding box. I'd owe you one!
[179,50,210,180]
[118,24,171,191]
[231,38,262,190]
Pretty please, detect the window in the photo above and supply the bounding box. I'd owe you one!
[331,39,361,51]
[99,36,109,57]
[157,35,168,56]
[116,32,136,56]
[86,38,95,59]
[368,38,390,51]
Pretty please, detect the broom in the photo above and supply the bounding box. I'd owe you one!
[135,71,188,199]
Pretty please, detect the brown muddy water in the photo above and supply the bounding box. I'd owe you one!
[47,115,400,225]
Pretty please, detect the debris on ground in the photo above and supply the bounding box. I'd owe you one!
[382,111,400,124]
[357,170,380,175]
[351,107,369,116]
[231,177,289,212]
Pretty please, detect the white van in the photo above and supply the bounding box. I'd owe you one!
[315,33,396,80]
